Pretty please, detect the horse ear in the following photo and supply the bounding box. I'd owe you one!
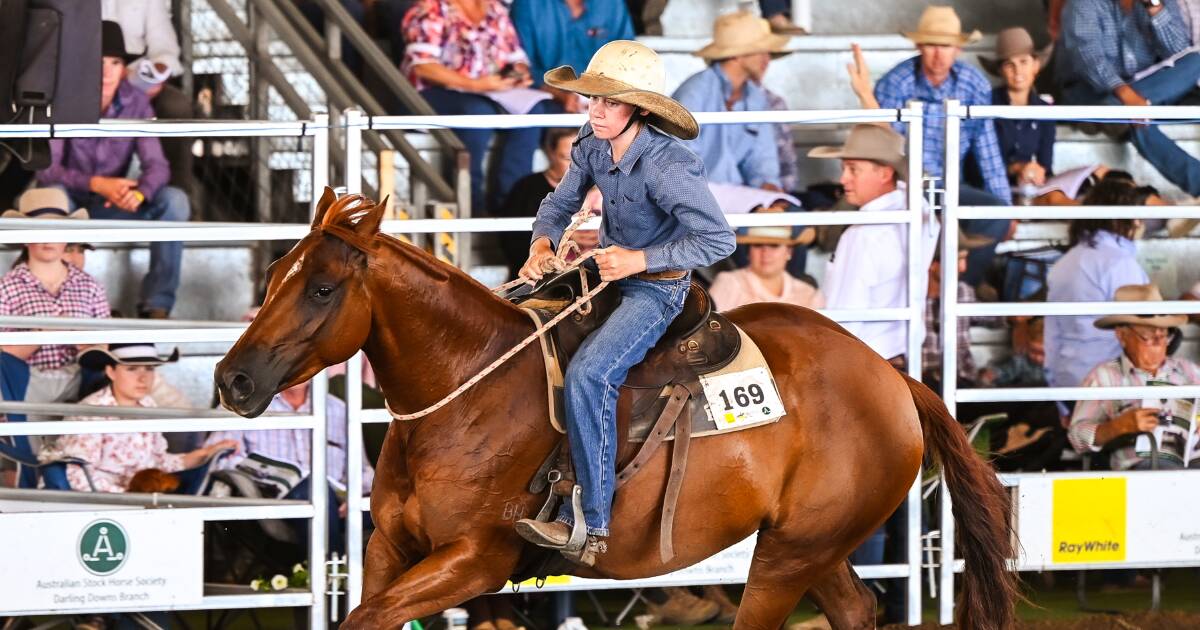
[311,187,337,229]
[352,195,388,236]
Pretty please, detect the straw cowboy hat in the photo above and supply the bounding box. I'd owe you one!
[902,6,981,47]
[544,40,699,140]
[1094,284,1187,330]
[694,11,791,61]
[978,27,1051,77]
[807,124,908,180]
[79,343,180,371]
[736,205,816,246]
[3,187,88,220]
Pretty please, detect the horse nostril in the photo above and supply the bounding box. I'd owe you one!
[228,371,255,402]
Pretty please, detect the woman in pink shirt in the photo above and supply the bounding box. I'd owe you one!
[709,215,824,311]
[40,344,235,492]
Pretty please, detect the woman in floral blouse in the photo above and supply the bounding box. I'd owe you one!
[40,344,237,493]
[401,0,563,215]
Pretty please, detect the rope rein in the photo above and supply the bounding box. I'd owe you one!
[386,211,608,422]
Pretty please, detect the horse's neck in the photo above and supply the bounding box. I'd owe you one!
[362,240,531,416]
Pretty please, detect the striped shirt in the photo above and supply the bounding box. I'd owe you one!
[1069,354,1200,471]
[0,263,111,370]
[206,392,375,494]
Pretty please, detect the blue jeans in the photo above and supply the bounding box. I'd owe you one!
[557,275,691,536]
[1064,52,1200,195]
[57,185,190,313]
[419,87,564,215]
[958,184,1010,287]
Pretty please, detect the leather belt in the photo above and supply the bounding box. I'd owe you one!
[635,270,688,281]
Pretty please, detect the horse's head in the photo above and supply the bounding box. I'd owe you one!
[215,188,387,417]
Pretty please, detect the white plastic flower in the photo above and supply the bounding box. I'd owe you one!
[293,563,305,574]
[250,579,264,591]
[271,574,289,591]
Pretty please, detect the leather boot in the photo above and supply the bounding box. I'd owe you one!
[701,584,738,624]
[515,519,570,548]
[647,587,720,626]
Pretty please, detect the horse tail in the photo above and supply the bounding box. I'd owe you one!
[904,373,1018,630]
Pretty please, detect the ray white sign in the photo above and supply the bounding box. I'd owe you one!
[0,510,202,613]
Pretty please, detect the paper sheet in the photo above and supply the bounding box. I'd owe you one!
[708,182,802,214]
[483,88,553,115]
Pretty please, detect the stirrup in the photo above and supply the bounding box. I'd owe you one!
[558,485,608,566]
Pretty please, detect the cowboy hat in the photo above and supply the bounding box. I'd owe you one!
[736,205,816,246]
[2,187,88,220]
[902,6,981,47]
[978,27,1051,77]
[101,21,142,64]
[78,343,181,371]
[544,40,699,140]
[694,11,792,61]
[807,124,908,180]
[1094,284,1187,330]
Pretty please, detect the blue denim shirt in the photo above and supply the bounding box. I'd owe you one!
[1059,0,1190,94]
[531,123,736,273]
[1044,231,1150,388]
[510,0,635,86]
[671,65,781,188]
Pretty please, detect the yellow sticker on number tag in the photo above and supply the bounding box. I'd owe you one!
[699,367,786,430]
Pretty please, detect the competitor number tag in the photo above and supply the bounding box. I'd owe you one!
[699,367,786,430]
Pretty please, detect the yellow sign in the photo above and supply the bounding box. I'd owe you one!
[1051,477,1127,563]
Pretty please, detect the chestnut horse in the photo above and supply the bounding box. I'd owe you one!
[216,190,1017,629]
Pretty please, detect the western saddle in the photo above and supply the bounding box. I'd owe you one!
[509,266,742,564]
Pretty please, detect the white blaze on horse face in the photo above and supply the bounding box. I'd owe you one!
[282,254,306,286]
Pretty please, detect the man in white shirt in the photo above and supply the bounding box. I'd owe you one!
[809,124,940,365]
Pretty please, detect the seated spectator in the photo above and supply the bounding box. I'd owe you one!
[1068,284,1200,470]
[979,316,1048,388]
[511,0,634,112]
[708,207,824,311]
[673,11,788,192]
[294,0,367,75]
[39,344,236,493]
[763,87,800,194]
[1058,0,1200,197]
[103,1,197,192]
[847,6,1014,288]
[495,128,576,277]
[1045,179,1150,389]
[401,0,563,215]
[37,21,189,319]
[922,232,995,392]
[808,124,939,367]
[0,189,110,427]
[976,27,1055,201]
[758,0,806,34]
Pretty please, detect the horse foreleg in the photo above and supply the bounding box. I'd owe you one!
[806,560,876,630]
[343,538,519,630]
[363,528,415,602]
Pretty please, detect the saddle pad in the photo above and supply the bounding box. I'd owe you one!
[521,307,783,442]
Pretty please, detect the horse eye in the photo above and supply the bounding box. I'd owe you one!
[312,285,334,300]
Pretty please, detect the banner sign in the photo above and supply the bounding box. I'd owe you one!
[0,510,203,613]
[1014,471,1200,570]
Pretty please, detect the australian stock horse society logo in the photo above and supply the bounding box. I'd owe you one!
[78,519,129,576]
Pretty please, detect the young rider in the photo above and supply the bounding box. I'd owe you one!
[515,40,736,563]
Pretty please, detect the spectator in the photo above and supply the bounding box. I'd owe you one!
[673,11,788,192]
[1068,284,1200,470]
[511,0,635,110]
[922,232,995,392]
[0,189,110,423]
[103,1,197,192]
[62,243,95,271]
[977,27,1056,199]
[709,207,824,311]
[1058,0,1200,197]
[763,88,800,193]
[980,316,1048,388]
[294,1,368,76]
[401,0,563,215]
[39,344,236,493]
[204,378,375,550]
[848,6,1014,287]
[494,128,577,277]
[37,21,189,319]
[758,0,807,34]
[1045,179,1151,390]
[809,124,939,367]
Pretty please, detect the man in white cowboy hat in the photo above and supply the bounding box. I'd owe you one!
[848,6,1012,288]
[1058,0,1200,197]
[672,11,790,193]
[808,124,939,367]
[516,40,736,563]
[1069,284,1200,471]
